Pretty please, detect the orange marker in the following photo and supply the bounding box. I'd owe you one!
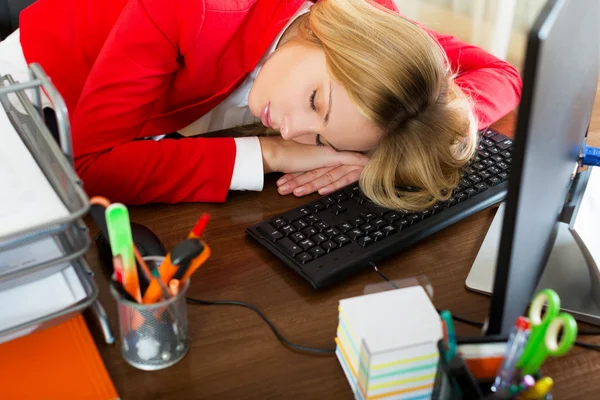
[169,279,180,296]
[142,239,210,304]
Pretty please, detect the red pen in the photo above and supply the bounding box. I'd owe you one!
[188,213,210,239]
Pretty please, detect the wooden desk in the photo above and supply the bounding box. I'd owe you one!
[86,92,600,399]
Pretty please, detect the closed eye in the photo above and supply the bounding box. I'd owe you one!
[315,134,325,147]
[309,90,317,111]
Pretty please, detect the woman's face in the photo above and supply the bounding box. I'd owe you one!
[249,41,382,153]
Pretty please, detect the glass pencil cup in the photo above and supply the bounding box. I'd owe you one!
[110,256,191,371]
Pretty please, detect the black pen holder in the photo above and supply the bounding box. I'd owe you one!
[432,339,550,400]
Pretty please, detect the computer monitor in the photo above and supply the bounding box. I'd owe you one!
[485,0,599,335]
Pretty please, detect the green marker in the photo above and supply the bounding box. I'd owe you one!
[106,203,141,302]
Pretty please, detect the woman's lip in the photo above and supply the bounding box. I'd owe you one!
[260,102,272,128]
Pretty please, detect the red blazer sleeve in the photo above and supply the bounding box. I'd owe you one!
[72,0,236,205]
[426,30,523,129]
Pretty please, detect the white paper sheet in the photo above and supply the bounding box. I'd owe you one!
[0,103,69,239]
[571,166,600,271]
[0,265,86,335]
[0,236,64,275]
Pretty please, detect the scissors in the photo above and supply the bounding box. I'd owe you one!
[516,289,577,375]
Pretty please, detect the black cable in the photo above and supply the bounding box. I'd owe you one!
[370,262,484,328]
[186,297,335,355]
[575,341,600,351]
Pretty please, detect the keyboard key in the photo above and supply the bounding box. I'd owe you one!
[487,166,501,176]
[357,235,375,247]
[257,223,284,242]
[477,150,491,159]
[295,252,313,264]
[431,204,443,215]
[334,235,351,247]
[482,159,495,167]
[282,209,307,222]
[473,162,486,171]
[314,222,329,231]
[290,232,306,243]
[360,223,376,234]
[336,222,354,232]
[363,202,389,216]
[323,228,340,238]
[309,203,325,213]
[280,225,296,236]
[460,178,473,188]
[305,215,320,225]
[455,192,468,202]
[278,237,302,256]
[490,134,507,143]
[394,219,410,230]
[496,139,513,150]
[500,150,512,158]
[351,217,365,226]
[445,197,458,207]
[407,214,422,225]
[479,170,492,179]
[302,226,318,237]
[293,219,309,230]
[322,240,338,253]
[421,210,432,219]
[487,177,502,186]
[372,218,387,229]
[308,246,326,259]
[348,228,365,240]
[298,239,315,250]
[372,231,386,241]
[477,143,486,151]
[334,193,348,202]
[354,195,366,204]
[381,225,397,236]
[475,183,489,193]
[506,158,512,164]
[482,139,495,147]
[483,130,496,138]
[465,188,478,198]
[474,155,482,162]
[321,196,337,208]
[384,212,402,223]
[469,174,483,185]
[491,155,504,163]
[299,208,311,215]
[361,212,377,221]
[463,166,476,175]
[329,204,346,215]
[498,172,509,182]
[497,162,510,171]
[312,233,328,244]
[487,146,500,154]
[272,218,287,228]
[344,185,361,198]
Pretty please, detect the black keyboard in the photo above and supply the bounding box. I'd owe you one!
[246,129,514,288]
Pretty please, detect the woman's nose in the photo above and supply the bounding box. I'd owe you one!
[280,114,316,140]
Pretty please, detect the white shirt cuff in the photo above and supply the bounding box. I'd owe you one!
[230,137,264,191]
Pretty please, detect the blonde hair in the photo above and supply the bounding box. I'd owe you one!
[295,0,478,211]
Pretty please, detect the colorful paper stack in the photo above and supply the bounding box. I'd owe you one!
[335,286,442,400]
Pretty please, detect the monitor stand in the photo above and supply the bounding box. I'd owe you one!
[465,203,600,326]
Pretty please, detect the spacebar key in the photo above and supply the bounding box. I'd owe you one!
[278,237,303,257]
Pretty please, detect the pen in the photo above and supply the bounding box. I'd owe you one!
[188,213,210,239]
[105,203,141,302]
[516,377,553,400]
[440,311,457,361]
[492,316,530,395]
[169,279,180,296]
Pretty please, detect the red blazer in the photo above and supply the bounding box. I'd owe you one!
[20,0,521,205]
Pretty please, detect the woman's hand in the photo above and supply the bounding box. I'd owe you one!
[276,165,364,196]
[258,136,367,196]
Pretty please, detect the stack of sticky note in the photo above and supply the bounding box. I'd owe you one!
[335,285,442,400]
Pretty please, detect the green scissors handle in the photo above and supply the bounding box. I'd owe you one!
[516,289,578,375]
